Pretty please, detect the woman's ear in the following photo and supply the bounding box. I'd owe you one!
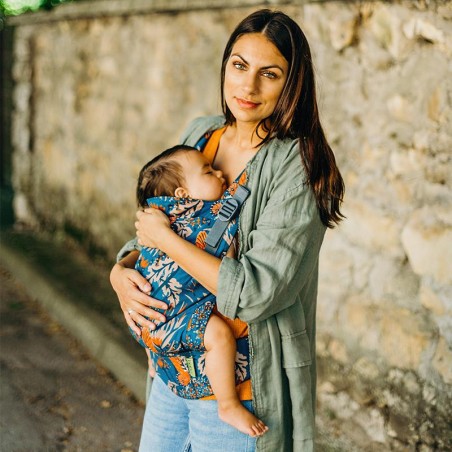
[174,187,189,198]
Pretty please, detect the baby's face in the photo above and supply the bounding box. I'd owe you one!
[176,151,226,201]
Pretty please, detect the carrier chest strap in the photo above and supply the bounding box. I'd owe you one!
[205,185,250,255]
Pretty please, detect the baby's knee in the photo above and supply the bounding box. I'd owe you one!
[204,314,235,349]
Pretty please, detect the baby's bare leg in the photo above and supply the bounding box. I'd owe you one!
[203,314,268,437]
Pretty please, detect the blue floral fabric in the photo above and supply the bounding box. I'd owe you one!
[131,179,250,399]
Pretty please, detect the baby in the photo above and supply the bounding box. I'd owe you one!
[133,144,268,437]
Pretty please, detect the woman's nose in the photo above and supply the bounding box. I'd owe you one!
[243,71,259,94]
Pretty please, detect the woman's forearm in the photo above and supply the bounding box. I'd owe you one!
[158,230,222,295]
[117,249,140,269]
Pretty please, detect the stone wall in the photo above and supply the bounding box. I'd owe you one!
[6,1,452,449]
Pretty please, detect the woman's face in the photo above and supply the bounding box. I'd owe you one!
[224,33,289,128]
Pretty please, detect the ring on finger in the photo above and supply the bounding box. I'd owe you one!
[128,309,135,316]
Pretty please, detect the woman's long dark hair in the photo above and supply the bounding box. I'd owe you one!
[220,9,345,228]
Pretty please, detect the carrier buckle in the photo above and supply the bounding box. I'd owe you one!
[218,198,239,222]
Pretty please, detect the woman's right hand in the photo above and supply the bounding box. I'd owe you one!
[110,255,168,336]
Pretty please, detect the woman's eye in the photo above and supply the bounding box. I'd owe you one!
[262,71,277,79]
[233,61,246,70]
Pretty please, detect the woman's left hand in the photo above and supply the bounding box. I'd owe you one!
[135,208,172,248]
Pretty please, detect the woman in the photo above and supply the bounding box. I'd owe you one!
[110,9,344,452]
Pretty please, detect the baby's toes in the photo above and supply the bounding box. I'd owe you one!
[252,423,265,436]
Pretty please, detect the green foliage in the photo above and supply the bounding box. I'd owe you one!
[0,0,73,16]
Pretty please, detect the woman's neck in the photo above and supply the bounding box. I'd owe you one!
[228,121,267,151]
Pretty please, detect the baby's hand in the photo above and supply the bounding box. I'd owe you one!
[226,235,238,259]
[135,208,171,248]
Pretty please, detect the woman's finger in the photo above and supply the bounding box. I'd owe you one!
[126,270,167,307]
[125,308,142,336]
[122,299,157,331]
[126,269,151,294]
[124,293,167,325]
[126,272,168,312]
[126,308,157,332]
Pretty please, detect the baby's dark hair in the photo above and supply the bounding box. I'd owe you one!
[137,144,198,207]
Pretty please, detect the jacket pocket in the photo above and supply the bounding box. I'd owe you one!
[281,330,312,368]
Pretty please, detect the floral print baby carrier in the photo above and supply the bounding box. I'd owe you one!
[132,178,250,399]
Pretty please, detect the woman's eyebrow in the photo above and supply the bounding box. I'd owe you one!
[231,53,285,73]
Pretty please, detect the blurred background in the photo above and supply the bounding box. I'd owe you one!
[1,0,451,450]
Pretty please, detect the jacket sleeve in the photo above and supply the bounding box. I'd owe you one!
[216,148,326,323]
[116,237,141,263]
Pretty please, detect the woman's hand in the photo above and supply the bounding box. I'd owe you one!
[110,252,168,336]
[135,208,172,249]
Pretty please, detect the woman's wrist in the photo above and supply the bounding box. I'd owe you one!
[118,250,140,269]
[110,261,126,290]
[110,250,139,291]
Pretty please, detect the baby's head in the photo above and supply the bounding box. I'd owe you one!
[137,145,226,207]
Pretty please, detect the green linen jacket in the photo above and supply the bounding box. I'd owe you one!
[118,116,326,451]
[180,116,326,452]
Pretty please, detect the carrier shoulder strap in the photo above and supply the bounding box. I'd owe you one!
[205,185,250,255]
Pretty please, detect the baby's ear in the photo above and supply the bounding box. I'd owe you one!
[174,187,189,198]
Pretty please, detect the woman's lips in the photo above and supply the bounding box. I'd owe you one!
[236,97,260,109]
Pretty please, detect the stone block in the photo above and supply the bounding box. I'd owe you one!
[12,192,37,227]
[403,18,445,44]
[420,284,446,316]
[389,148,425,177]
[380,307,432,370]
[328,339,349,364]
[328,8,359,52]
[341,296,380,351]
[402,371,421,396]
[436,313,452,348]
[401,207,452,285]
[368,256,419,306]
[341,201,403,258]
[353,356,381,381]
[432,337,452,385]
[318,233,353,325]
[387,410,413,444]
[438,4,452,20]
[386,94,413,122]
[350,248,372,292]
[355,407,386,444]
[367,3,412,60]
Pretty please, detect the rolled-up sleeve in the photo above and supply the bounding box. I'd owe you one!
[116,237,141,263]
[216,151,326,323]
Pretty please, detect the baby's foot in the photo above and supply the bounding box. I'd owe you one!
[218,403,269,437]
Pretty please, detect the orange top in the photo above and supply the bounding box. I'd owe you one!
[200,126,252,402]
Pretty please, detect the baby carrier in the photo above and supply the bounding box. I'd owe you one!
[132,184,250,399]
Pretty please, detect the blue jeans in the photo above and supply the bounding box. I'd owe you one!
[139,375,257,452]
